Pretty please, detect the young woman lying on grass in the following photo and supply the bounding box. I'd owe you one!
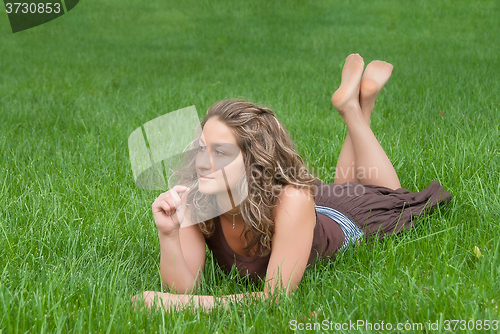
[132,53,452,311]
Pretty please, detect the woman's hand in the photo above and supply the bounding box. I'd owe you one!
[152,185,190,236]
[131,291,163,311]
[131,291,216,312]
[131,291,265,313]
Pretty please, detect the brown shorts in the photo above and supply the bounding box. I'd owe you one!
[312,179,452,241]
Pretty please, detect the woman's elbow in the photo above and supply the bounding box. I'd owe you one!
[161,278,198,295]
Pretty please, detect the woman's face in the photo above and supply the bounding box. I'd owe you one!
[195,118,246,198]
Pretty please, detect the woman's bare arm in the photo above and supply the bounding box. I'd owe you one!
[134,290,265,312]
[152,186,206,293]
[264,185,316,297]
[158,221,206,293]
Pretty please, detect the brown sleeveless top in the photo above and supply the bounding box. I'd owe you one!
[204,205,345,282]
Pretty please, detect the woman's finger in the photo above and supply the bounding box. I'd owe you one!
[159,201,173,215]
[170,190,182,208]
[164,196,176,210]
[152,200,171,215]
[157,191,170,201]
[156,186,188,202]
[172,185,189,193]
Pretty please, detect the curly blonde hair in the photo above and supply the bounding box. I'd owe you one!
[173,99,320,256]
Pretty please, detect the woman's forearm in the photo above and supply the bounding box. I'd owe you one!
[195,291,265,310]
[214,291,264,306]
[158,231,199,293]
[144,291,266,311]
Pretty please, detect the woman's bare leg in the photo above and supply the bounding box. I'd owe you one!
[332,54,401,190]
[333,58,395,184]
[359,60,394,124]
[333,54,363,184]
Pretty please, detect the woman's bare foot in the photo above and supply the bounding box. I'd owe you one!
[359,60,393,123]
[331,54,365,116]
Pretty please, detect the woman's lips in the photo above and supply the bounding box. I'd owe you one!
[199,175,214,180]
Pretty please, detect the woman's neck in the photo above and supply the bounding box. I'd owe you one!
[216,195,241,215]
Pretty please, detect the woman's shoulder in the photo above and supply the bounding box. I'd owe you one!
[272,184,317,224]
[276,182,319,204]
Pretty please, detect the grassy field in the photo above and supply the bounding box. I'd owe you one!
[1,0,499,332]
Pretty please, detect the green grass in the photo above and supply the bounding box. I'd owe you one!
[1,0,499,332]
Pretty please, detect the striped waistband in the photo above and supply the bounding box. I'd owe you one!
[315,205,364,252]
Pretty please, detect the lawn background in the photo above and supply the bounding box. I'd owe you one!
[1,0,499,332]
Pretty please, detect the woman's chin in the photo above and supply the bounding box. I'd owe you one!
[198,183,222,195]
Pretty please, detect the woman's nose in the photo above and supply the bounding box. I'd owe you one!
[196,149,213,171]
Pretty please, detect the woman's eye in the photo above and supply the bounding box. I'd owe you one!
[197,145,224,156]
